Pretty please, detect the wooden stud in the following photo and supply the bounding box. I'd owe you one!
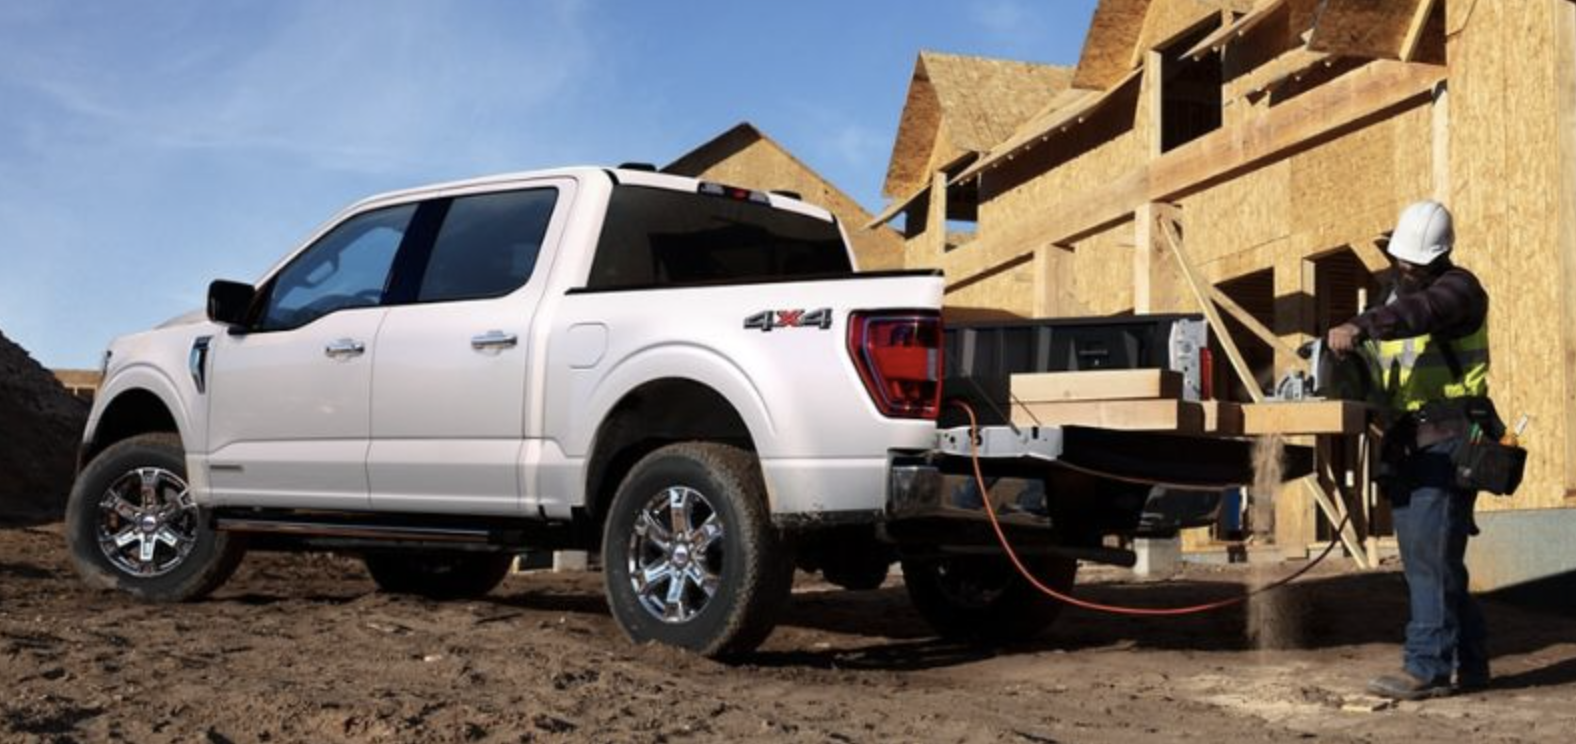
[929,170,949,261]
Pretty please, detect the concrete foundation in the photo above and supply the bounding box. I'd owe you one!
[1468,507,1576,609]
[1133,537,1181,577]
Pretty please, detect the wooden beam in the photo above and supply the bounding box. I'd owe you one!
[941,60,1444,289]
[928,170,948,260]
[1011,399,1205,432]
[1559,0,1576,498]
[940,167,1145,288]
[1233,49,1333,100]
[1241,401,1370,435]
[1399,0,1441,62]
[1159,217,1263,404]
[1011,369,1184,403]
[1133,201,1181,313]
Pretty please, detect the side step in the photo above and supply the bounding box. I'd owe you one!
[212,509,583,553]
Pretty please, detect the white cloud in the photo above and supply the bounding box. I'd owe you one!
[971,0,1032,37]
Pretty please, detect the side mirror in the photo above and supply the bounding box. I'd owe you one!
[207,280,256,326]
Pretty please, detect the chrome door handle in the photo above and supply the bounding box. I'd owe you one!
[471,330,518,351]
[324,338,366,359]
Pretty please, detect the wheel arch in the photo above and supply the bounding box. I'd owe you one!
[583,378,757,536]
[86,376,188,464]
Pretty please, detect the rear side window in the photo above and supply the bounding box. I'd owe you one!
[417,189,558,303]
[588,185,851,289]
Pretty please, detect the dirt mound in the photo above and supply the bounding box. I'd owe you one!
[0,330,88,525]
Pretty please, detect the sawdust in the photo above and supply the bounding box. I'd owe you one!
[1247,434,1300,651]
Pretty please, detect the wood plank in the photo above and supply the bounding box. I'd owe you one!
[1558,0,1576,498]
[1241,401,1370,435]
[1011,399,1205,433]
[1201,400,1244,435]
[1232,48,1334,99]
[1205,281,1309,372]
[1011,369,1184,403]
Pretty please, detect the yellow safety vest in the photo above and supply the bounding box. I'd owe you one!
[1372,322,1490,413]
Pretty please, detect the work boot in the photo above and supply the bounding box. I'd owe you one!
[1455,667,1492,693]
[1367,670,1455,701]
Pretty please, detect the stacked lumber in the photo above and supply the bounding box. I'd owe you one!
[1007,369,1369,436]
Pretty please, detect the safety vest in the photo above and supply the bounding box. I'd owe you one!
[1371,322,1490,413]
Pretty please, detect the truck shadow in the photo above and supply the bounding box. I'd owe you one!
[758,570,1576,678]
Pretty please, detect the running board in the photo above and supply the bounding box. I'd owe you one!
[216,516,491,544]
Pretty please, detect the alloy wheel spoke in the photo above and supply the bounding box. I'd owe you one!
[668,488,693,536]
[689,565,720,598]
[663,572,688,620]
[635,510,672,550]
[639,561,672,592]
[109,495,139,521]
[154,527,183,548]
[694,513,723,551]
[138,469,161,504]
[113,528,141,548]
[137,535,157,564]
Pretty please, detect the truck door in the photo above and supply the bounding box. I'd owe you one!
[367,181,570,515]
[206,204,417,510]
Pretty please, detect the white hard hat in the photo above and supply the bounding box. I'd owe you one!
[1387,200,1455,265]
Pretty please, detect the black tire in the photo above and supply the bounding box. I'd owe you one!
[602,442,793,658]
[902,554,1077,643]
[65,433,245,602]
[363,552,514,599]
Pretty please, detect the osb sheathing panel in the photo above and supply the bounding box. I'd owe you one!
[1307,0,1431,59]
[1072,226,1137,314]
[884,53,1073,198]
[943,259,1038,317]
[883,69,943,197]
[1075,0,1154,89]
[1448,0,1571,510]
[1138,0,1226,52]
[689,139,906,271]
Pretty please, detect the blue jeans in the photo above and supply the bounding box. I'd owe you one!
[1388,438,1489,681]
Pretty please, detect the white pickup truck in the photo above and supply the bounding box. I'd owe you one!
[68,166,1289,656]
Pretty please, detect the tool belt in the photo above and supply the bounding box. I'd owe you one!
[1381,397,1525,496]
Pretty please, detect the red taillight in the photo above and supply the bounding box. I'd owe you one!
[848,312,943,419]
[1200,347,1215,400]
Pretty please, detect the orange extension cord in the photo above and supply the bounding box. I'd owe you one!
[952,400,1350,617]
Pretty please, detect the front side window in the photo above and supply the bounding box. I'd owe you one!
[258,204,416,331]
[417,188,558,303]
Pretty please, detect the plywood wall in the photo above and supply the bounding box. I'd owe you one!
[1447,0,1574,511]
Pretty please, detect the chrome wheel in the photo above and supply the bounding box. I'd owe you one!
[627,486,725,624]
[94,467,199,578]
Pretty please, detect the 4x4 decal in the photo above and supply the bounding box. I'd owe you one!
[744,308,833,332]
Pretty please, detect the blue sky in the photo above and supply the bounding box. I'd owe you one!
[0,0,1098,368]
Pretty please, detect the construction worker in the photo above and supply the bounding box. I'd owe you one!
[1326,200,1491,700]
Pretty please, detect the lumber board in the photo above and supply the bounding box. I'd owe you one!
[1201,401,1244,436]
[1399,0,1441,62]
[1240,401,1369,436]
[1010,369,1183,403]
[1011,399,1205,433]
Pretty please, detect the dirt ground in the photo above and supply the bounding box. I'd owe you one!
[3,526,1574,743]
